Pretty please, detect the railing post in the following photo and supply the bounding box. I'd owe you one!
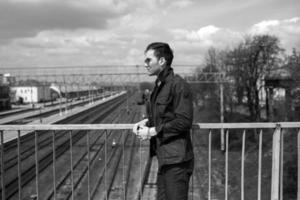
[258,130,263,200]
[69,130,74,200]
[271,125,281,200]
[298,129,300,200]
[52,131,57,200]
[225,130,229,200]
[122,130,126,200]
[105,129,108,200]
[17,130,22,200]
[87,131,91,200]
[241,130,246,200]
[139,137,142,199]
[34,131,39,200]
[0,131,5,200]
[208,130,212,200]
[280,129,284,200]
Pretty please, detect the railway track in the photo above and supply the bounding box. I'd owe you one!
[1,92,112,125]
[1,94,125,168]
[1,92,152,200]
[2,93,125,152]
[0,93,129,199]
[44,105,138,200]
[89,111,143,200]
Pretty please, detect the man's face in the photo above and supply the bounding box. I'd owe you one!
[144,49,163,76]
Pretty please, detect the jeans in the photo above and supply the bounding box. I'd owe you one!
[156,160,193,200]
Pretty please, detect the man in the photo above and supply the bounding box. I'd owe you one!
[133,42,194,200]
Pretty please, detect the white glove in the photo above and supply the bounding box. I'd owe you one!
[132,119,148,135]
[137,126,157,140]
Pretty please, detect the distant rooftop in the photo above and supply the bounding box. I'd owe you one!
[265,68,292,81]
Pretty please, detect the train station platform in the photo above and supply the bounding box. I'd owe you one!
[0,107,33,118]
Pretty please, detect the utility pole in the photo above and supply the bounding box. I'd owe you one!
[58,83,62,116]
[63,75,68,114]
[220,82,225,151]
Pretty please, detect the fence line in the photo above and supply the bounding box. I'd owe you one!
[0,122,299,200]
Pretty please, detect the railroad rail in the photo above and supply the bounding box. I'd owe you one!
[0,122,299,200]
[0,91,114,125]
[0,91,148,200]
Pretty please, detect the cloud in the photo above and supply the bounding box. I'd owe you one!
[0,0,160,67]
[170,25,242,48]
[0,28,148,67]
[0,0,131,42]
[192,26,220,40]
[251,20,281,33]
[0,0,299,68]
[168,17,300,64]
[168,25,243,64]
[249,17,300,51]
[168,0,194,8]
[116,13,159,32]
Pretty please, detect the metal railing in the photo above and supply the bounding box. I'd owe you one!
[0,122,299,200]
[195,122,300,200]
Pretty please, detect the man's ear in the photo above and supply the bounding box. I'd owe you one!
[158,57,166,66]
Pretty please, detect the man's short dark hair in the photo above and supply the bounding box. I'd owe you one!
[145,42,174,66]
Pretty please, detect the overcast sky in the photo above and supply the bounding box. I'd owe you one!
[0,0,299,68]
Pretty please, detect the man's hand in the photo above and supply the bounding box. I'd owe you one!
[136,126,157,140]
[132,119,148,135]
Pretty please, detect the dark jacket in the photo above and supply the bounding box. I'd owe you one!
[147,66,194,167]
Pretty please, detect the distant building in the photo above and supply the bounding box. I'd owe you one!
[0,85,11,110]
[0,73,16,85]
[10,85,52,103]
[265,68,293,120]
[0,74,12,110]
[265,68,293,101]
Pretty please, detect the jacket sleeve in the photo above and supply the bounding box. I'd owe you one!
[155,81,193,136]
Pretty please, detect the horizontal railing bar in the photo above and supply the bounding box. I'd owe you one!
[1,122,300,131]
[197,122,300,129]
[0,124,133,131]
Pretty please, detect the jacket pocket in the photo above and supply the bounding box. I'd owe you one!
[156,95,171,117]
[156,95,170,104]
[158,138,186,163]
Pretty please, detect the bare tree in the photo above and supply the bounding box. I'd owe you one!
[226,34,283,121]
[286,48,300,86]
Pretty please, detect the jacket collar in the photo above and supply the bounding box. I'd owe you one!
[156,66,174,85]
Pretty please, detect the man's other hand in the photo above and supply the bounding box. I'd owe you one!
[132,119,148,135]
[137,126,157,140]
